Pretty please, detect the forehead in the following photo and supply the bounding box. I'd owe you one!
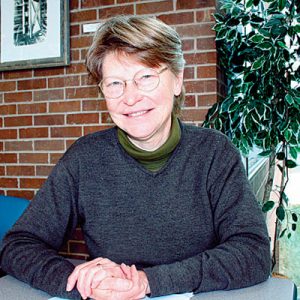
[102,52,159,78]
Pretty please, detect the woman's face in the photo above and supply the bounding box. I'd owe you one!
[101,52,183,150]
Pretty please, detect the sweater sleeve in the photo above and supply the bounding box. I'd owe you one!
[144,138,271,297]
[0,159,82,299]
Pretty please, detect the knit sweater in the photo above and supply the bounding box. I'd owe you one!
[0,123,271,299]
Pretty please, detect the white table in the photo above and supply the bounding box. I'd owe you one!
[0,275,297,300]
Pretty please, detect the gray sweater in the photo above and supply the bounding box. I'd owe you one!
[0,123,271,299]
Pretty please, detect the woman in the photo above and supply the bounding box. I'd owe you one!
[0,15,270,300]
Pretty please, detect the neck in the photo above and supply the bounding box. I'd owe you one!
[127,118,172,152]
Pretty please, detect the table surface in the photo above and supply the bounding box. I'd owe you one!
[0,275,296,300]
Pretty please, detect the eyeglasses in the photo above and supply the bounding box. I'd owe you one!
[99,67,168,99]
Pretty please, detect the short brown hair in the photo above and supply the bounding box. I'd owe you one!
[85,15,185,115]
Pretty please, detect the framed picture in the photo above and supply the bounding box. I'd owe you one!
[0,0,69,71]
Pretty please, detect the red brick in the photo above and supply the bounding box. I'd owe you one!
[0,178,18,188]
[101,112,113,124]
[5,141,33,151]
[196,9,215,22]
[136,1,172,14]
[7,165,35,176]
[0,153,17,163]
[184,52,217,65]
[3,70,33,80]
[7,190,35,200]
[0,142,3,151]
[49,101,81,113]
[48,76,80,88]
[34,89,64,101]
[181,108,208,122]
[18,103,47,114]
[197,37,216,50]
[158,12,194,25]
[71,49,80,62]
[66,63,87,74]
[82,100,107,111]
[66,87,98,99]
[0,104,16,115]
[70,25,80,37]
[198,94,218,106]
[0,167,4,176]
[71,10,97,23]
[0,81,16,91]
[71,36,93,49]
[182,39,195,51]
[70,0,79,10]
[184,95,196,107]
[34,140,65,151]
[18,79,46,90]
[99,5,134,18]
[177,0,216,9]
[81,74,97,86]
[19,153,48,164]
[50,153,63,164]
[197,66,217,78]
[51,126,82,138]
[84,125,112,135]
[4,116,32,127]
[82,0,114,8]
[66,139,78,149]
[176,24,214,38]
[0,129,17,139]
[185,80,217,93]
[67,113,99,124]
[34,115,65,126]
[36,165,54,176]
[34,67,65,77]
[20,178,46,189]
[20,127,49,139]
[4,92,32,103]
[184,67,195,80]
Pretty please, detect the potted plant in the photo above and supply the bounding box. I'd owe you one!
[203,0,300,271]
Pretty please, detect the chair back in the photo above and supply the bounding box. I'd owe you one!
[0,195,29,245]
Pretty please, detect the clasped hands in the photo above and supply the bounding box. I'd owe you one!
[66,257,150,300]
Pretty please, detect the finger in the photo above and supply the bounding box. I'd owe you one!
[120,263,132,280]
[91,266,125,289]
[82,264,105,298]
[98,277,133,291]
[66,257,103,291]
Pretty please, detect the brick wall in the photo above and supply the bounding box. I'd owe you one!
[0,0,221,259]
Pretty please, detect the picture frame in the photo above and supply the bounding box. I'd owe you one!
[0,0,70,71]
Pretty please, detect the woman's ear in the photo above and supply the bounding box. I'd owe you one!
[174,70,184,96]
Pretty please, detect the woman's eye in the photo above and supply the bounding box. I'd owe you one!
[107,81,122,87]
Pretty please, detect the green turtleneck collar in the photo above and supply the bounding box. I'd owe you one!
[117,117,181,172]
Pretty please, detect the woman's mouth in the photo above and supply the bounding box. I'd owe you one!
[126,110,151,118]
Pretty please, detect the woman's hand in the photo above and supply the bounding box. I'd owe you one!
[90,264,150,300]
[66,257,126,299]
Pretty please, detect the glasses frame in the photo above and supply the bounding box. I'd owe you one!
[99,67,168,99]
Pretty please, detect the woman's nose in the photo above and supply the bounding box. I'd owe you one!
[122,81,142,106]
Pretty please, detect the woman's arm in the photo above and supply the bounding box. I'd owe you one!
[0,160,82,299]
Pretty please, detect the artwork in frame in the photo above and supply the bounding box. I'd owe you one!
[0,0,69,71]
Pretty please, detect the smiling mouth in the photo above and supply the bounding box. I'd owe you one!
[126,109,151,118]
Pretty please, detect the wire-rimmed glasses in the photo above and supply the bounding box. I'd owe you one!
[99,67,168,99]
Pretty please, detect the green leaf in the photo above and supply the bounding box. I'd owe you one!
[276,205,285,221]
[249,34,265,43]
[216,28,227,40]
[285,94,294,105]
[280,228,287,238]
[292,223,297,231]
[251,57,265,70]
[262,201,275,212]
[277,41,288,49]
[246,0,254,8]
[292,213,298,222]
[282,191,289,205]
[214,13,225,23]
[228,101,240,113]
[290,147,298,160]
[276,152,285,160]
[294,25,300,33]
[256,41,273,50]
[278,0,286,10]
[286,159,297,168]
